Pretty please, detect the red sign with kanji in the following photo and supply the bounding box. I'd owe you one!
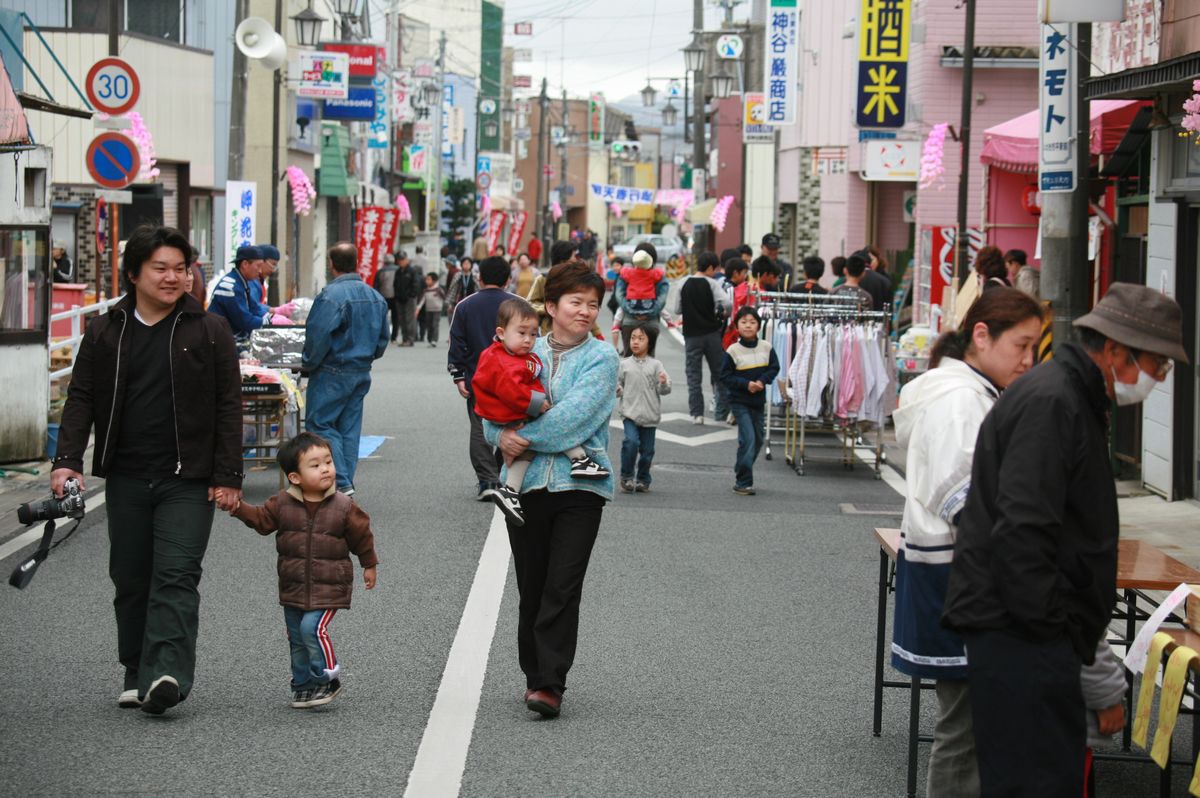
[354,206,401,285]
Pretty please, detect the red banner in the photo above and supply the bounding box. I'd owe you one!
[507,211,528,257]
[487,209,507,255]
[354,206,400,285]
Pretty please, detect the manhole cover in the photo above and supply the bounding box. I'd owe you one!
[840,503,905,516]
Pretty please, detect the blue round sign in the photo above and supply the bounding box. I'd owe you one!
[86,133,140,189]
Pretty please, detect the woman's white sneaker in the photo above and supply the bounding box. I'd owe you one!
[118,688,141,708]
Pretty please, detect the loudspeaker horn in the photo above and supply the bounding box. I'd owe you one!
[235,16,288,71]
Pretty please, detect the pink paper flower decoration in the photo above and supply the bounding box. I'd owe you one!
[1181,80,1200,142]
[551,201,563,221]
[709,195,734,232]
[480,193,491,221]
[610,202,622,218]
[919,122,950,190]
[126,112,160,180]
[285,166,316,216]
[395,193,412,222]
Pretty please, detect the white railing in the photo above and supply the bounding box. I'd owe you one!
[49,296,124,383]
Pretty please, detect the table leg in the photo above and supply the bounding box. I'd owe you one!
[874,547,887,737]
[1123,588,1135,752]
[907,675,920,798]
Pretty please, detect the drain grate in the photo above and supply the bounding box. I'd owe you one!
[840,503,905,516]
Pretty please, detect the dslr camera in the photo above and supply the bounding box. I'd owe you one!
[17,478,85,526]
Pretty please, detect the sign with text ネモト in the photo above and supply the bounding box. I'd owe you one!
[855,0,911,129]
[319,42,383,79]
[292,51,349,99]
[764,0,799,125]
[223,180,257,274]
[324,85,376,120]
[353,206,400,285]
[1038,22,1076,192]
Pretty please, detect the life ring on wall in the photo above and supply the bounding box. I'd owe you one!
[1021,184,1042,216]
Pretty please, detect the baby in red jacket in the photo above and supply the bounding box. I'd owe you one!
[472,298,609,526]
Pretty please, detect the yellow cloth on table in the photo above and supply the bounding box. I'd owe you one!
[1150,645,1199,767]
[1133,632,1174,748]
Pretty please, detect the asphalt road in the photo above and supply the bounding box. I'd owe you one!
[0,313,1185,796]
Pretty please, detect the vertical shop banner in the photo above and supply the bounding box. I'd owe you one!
[507,211,528,255]
[392,69,413,123]
[743,92,774,143]
[1038,23,1075,192]
[368,72,390,149]
[855,0,910,129]
[589,93,606,149]
[223,180,256,273]
[486,209,507,255]
[354,206,400,285]
[764,0,799,124]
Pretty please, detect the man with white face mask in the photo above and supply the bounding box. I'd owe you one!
[942,282,1187,796]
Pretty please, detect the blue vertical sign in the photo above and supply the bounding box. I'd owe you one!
[1038,23,1075,192]
[855,0,910,129]
[763,0,798,125]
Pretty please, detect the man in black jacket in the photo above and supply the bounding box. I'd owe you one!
[942,282,1188,795]
[52,224,243,716]
[674,251,732,424]
[394,250,423,346]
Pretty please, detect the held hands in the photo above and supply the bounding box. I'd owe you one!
[209,486,243,513]
[455,380,471,399]
[50,467,85,497]
[1097,702,1125,735]
[748,380,765,394]
[363,566,377,589]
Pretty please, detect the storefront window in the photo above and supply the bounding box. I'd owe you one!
[190,195,212,267]
[0,228,49,338]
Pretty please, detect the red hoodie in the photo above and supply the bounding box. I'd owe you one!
[472,341,548,424]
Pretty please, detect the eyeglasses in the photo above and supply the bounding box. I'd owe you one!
[1131,349,1173,379]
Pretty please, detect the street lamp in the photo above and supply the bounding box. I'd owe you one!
[640,82,657,108]
[710,66,734,100]
[661,100,678,127]
[290,3,325,48]
[501,105,514,124]
[484,120,499,138]
[683,36,705,73]
[421,81,441,107]
[330,0,360,16]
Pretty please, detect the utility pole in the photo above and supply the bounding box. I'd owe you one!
[953,0,976,296]
[229,0,249,182]
[534,78,549,266]
[559,89,569,233]
[692,0,706,256]
[106,0,121,299]
[427,31,447,238]
[268,0,283,304]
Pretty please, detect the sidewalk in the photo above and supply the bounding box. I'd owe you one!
[0,437,103,545]
[882,428,1200,570]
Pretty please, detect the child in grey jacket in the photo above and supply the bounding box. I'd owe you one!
[1082,639,1126,791]
[617,323,671,493]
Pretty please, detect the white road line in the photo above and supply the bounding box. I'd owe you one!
[404,507,511,798]
[0,490,108,563]
[854,447,906,497]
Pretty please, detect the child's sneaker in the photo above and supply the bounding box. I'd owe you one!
[634,481,650,493]
[307,678,342,707]
[619,478,635,493]
[569,453,609,480]
[491,485,526,526]
[290,688,313,708]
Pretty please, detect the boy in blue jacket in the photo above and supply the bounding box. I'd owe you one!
[719,306,779,495]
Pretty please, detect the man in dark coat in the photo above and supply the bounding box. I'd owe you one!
[942,282,1188,795]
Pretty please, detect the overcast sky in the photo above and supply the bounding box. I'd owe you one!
[501,0,735,104]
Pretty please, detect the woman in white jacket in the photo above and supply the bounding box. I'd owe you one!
[891,288,1043,796]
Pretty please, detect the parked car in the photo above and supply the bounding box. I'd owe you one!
[612,234,685,264]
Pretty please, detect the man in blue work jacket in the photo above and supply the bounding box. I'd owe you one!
[209,245,270,351]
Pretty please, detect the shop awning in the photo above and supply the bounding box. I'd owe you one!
[979,99,1150,173]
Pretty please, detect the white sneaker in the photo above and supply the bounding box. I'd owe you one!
[140,675,180,715]
[491,485,526,527]
[118,688,141,708]
[692,416,704,425]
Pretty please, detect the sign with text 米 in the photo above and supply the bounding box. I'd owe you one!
[293,51,349,99]
[855,0,910,129]
[764,0,799,125]
[1038,23,1076,192]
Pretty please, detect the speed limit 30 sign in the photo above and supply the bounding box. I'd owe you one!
[86,57,141,115]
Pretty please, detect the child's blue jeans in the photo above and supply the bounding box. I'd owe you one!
[731,404,765,489]
[620,419,657,484]
[284,606,339,689]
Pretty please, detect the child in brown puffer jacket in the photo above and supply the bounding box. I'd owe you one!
[230,432,378,709]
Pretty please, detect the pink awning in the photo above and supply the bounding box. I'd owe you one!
[0,58,30,146]
[980,99,1149,174]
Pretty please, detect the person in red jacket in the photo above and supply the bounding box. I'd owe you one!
[472,298,609,525]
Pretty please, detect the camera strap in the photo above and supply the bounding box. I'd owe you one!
[7,517,83,590]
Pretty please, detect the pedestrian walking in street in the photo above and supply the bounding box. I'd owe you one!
[394,250,423,346]
[445,256,478,318]
[719,306,779,496]
[853,247,893,312]
[473,297,609,525]
[373,253,401,342]
[974,245,1011,293]
[52,224,243,715]
[447,256,514,500]
[415,272,446,345]
[619,249,666,314]
[487,260,618,718]
[721,257,753,349]
[830,253,874,311]
[615,241,669,351]
[228,432,378,709]
[617,323,671,493]
[675,251,732,424]
[510,252,538,299]
[1005,249,1040,299]
[942,282,1189,795]
[302,242,390,496]
[890,288,1044,796]
[209,244,270,352]
[791,256,829,296]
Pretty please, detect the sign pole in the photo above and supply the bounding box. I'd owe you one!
[110,204,119,299]
[953,0,975,295]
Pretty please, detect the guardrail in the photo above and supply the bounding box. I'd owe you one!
[49,296,123,383]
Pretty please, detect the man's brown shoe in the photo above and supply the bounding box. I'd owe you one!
[525,688,562,718]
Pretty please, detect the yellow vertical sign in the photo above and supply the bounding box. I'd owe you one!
[859,0,911,62]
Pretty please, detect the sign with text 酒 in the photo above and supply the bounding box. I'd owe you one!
[764,0,799,125]
[855,0,911,129]
[1038,22,1076,192]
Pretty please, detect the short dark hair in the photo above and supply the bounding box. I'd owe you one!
[278,431,331,476]
[697,251,720,272]
[623,321,659,357]
[544,259,605,304]
[738,244,753,257]
[802,256,825,280]
[719,248,742,266]
[831,256,846,277]
[478,256,510,287]
[1004,249,1027,266]
[329,242,358,274]
[724,257,748,276]
[122,224,193,286]
[497,297,537,328]
[751,255,778,278]
[634,241,658,263]
[550,239,578,265]
[845,254,867,278]
[425,271,438,282]
[734,305,761,325]
[974,246,1007,281]
[1075,325,1110,353]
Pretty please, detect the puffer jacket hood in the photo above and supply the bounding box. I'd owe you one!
[894,357,998,449]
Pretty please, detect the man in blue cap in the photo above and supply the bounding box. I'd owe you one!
[209,245,270,349]
[252,244,281,312]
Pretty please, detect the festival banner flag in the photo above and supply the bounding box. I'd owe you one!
[354,206,400,285]
[507,211,529,256]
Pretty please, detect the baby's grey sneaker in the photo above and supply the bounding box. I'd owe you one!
[569,453,609,480]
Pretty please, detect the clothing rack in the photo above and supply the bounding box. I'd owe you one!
[753,291,892,479]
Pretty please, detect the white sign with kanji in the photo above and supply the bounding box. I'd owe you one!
[763,0,799,125]
[1038,23,1075,192]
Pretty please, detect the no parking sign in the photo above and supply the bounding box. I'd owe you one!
[86,132,140,189]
